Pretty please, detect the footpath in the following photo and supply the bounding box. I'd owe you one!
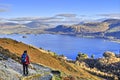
[0,54,53,80]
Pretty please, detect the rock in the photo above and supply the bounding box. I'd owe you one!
[103,51,116,58]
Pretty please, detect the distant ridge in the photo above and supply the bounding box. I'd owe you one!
[47,18,120,40]
[0,18,120,40]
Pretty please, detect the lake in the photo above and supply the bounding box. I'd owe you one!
[0,34,120,60]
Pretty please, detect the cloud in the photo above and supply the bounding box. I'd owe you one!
[0,8,7,12]
[0,18,3,20]
[7,13,81,25]
[8,17,41,21]
[98,13,120,19]
[8,17,63,22]
[35,17,63,21]
[56,13,77,17]
[79,15,88,17]
[0,4,10,12]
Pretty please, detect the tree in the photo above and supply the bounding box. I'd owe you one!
[91,54,94,59]
[76,52,88,61]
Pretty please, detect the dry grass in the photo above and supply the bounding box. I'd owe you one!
[21,74,41,80]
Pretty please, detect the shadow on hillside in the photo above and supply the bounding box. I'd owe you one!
[84,69,115,80]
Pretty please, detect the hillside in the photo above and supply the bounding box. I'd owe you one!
[0,38,103,80]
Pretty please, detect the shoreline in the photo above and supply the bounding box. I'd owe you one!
[0,32,120,43]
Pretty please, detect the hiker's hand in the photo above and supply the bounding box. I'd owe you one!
[29,64,33,69]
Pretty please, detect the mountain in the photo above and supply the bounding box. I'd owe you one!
[102,19,120,39]
[103,19,120,29]
[0,21,54,34]
[0,38,103,80]
[0,22,46,34]
[0,22,27,34]
[102,19,120,23]
[47,22,109,33]
[0,22,20,28]
[0,22,18,26]
[47,19,120,39]
[47,25,74,33]
[25,21,54,29]
[96,18,109,22]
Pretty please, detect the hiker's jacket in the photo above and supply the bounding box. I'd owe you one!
[21,53,30,65]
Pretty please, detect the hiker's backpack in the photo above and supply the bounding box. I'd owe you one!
[21,53,27,63]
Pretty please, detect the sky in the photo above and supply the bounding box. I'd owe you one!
[0,0,120,20]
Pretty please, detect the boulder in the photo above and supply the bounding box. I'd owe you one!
[103,51,116,58]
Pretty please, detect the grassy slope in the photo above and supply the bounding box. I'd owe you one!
[0,38,102,80]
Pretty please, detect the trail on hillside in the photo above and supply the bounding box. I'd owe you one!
[21,73,52,80]
[0,55,53,80]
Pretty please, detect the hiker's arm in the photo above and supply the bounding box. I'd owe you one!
[28,56,30,64]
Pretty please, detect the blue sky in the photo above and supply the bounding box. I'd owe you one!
[0,0,120,19]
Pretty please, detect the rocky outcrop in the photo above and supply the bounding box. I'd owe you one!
[77,51,120,79]
[103,51,116,58]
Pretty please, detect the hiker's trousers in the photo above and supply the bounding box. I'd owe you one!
[23,64,28,75]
